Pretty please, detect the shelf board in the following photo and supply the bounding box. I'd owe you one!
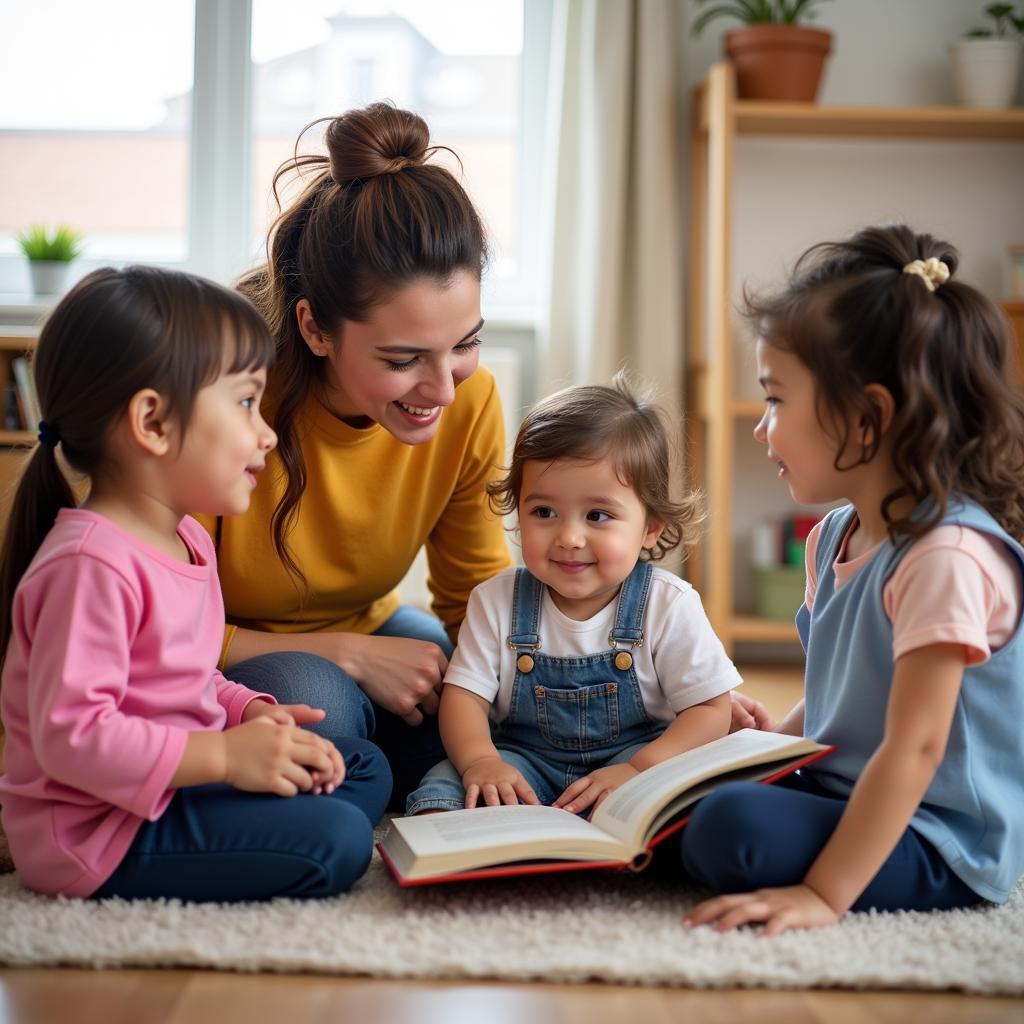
[732,615,799,644]
[732,101,1024,140]
[694,67,1024,141]
[0,329,39,351]
[0,430,33,445]
[732,399,765,420]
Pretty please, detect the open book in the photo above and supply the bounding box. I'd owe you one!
[378,729,833,886]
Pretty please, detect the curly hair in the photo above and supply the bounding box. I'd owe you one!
[487,372,704,561]
[746,223,1024,542]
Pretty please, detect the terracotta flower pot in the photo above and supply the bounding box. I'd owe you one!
[725,24,833,102]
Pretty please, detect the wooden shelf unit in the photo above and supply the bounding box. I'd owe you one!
[686,62,1024,655]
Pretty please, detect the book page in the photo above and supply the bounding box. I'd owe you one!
[392,804,615,857]
[590,730,824,849]
[384,804,634,880]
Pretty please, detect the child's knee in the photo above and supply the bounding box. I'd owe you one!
[680,783,771,888]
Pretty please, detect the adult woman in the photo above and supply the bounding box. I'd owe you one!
[199,103,512,805]
[204,102,767,808]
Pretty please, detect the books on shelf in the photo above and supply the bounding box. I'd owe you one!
[10,356,40,432]
[378,729,833,887]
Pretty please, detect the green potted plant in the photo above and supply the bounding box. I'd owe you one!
[691,0,834,102]
[16,223,84,296]
[951,3,1024,108]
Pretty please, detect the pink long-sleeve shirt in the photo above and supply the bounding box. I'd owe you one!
[0,510,272,897]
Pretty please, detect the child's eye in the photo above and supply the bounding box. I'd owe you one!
[586,510,612,523]
[241,396,256,410]
[530,506,555,519]
[763,396,779,407]
[455,337,483,355]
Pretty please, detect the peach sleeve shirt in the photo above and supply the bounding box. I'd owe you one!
[805,521,1023,665]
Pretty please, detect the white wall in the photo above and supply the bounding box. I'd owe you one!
[681,0,1024,623]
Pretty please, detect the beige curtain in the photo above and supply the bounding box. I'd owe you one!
[539,0,684,398]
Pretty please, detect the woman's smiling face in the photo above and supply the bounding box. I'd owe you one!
[306,269,484,445]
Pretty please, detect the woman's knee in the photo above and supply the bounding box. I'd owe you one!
[230,652,375,739]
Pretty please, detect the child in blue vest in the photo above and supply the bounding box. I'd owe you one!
[683,224,1024,935]
[405,375,745,816]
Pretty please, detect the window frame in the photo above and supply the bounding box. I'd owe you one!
[0,0,547,328]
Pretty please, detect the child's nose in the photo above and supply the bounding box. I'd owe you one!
[556,522,585,549]
[260,419,278,451]
[753,410,768,444]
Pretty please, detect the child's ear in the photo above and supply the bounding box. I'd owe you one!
[295,298,331,358]
[860,383,896,448]
[643,521,666,551]
[126,388,175,456]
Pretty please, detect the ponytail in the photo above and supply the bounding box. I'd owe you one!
[0,445,76,660]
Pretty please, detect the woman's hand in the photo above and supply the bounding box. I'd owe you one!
[339,633,449,726]
[553,763,639,815]
[461,756,539,808]
[729,691,774,732]
[684,884,841,937]
[223,717,345,796]
[224,628,449,727]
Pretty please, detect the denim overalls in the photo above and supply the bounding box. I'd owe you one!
[405,561,667,814]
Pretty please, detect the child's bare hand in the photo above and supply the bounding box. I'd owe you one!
[461,756,539,808]
[554,763,639,815]
[729,691,774,732]
[242,698,327,728]
[684,883,841,937]
[224,717,343,797]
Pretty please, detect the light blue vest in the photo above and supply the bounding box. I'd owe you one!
[796,499,1024,902]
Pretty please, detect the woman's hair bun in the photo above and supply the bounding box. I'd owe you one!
[326,102,430,184]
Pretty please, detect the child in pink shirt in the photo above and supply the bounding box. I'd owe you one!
[0,266,390,901]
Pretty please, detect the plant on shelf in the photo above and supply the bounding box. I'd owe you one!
[15,223,83,297]
[951,3,1024,108]
[966,2,1024,38]
[691,0,834,103]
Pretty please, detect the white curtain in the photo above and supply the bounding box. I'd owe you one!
[538,0,685,399]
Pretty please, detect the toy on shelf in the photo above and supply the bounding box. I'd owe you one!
[750,515,818,621]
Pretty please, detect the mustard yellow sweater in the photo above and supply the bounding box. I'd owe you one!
[198,367,513,655]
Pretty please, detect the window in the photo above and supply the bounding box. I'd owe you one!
[250,0,537,313]
[0,0,195,289]
[0,0,546,321]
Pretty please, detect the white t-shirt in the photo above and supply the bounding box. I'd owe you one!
[445,566,742,724]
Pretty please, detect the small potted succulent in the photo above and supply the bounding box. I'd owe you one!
[16,223,84,296]
[951,3,1024,109]
[691,0,834,102]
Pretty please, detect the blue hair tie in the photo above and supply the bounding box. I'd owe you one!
[37,420,60,448]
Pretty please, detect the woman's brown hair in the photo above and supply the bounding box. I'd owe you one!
[240,102,488,583]
[746,223,1024,542]
[0,266,275,662]
[487,372,704,561]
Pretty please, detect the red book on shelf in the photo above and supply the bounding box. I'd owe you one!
[377,730,834,887]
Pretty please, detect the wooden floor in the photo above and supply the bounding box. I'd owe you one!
[2,665,1022,1023]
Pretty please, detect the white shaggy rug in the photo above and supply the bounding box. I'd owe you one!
[1,852,1022,995]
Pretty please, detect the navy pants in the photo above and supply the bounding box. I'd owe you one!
[226,607,450,810]
[94,738,391,902]
[674,772,983,913]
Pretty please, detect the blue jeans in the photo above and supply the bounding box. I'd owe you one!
[93,738,391,902]
[406,741,649,815]
[230,608,450,810]
[673,772,983,913]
